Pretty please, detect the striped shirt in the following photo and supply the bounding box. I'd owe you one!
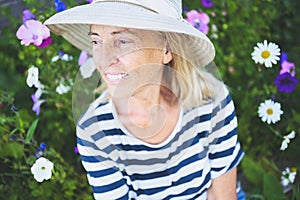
[76,86,244,200]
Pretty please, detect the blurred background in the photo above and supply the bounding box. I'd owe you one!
[0,0,299,199]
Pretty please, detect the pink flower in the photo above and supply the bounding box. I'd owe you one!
[186,10,210,34]
[280,61,296,77]
[16,20,50,46]
[78,50,89,66]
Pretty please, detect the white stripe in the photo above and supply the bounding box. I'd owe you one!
[92,184,129,199]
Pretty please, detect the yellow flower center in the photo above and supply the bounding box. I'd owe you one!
[41,166,46,170]
[266,108,273,115]
[291,167,297,173]
[261,50,270,59]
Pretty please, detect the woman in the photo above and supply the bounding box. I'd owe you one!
[45,0,244,199]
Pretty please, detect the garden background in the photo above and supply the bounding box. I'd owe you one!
[0,0,299,199]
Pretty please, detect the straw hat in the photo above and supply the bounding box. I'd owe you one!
[44,0,215,67]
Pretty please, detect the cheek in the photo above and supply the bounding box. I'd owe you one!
[92,54,101,70]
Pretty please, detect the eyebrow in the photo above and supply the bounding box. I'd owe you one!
[88,29,140,38]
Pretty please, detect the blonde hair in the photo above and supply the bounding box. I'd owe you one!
[162,32,223,110]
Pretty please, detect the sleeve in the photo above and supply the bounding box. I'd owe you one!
[206,86,244,179]
[76,123,130,200]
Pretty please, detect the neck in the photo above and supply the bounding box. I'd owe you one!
[113,84,163,116]
[131,83,162,106]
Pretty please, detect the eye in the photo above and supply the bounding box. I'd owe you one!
[119,39,130,44]
[90,37,102,46]
[115,38,132,47]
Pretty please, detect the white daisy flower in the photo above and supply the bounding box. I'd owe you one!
[258,99,283,124]
[251,40,280,68]
[281,167,297,187]
[31,157,54,182]
[280,131,296,151]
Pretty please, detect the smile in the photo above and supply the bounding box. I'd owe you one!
[106,73,129,81]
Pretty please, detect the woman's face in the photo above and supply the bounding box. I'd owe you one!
[89,25,172,96]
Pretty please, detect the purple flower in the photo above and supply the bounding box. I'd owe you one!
[78,50,88,66]
[274,72,298,93]
[54,0,67,12]
[186,10,210,34]
[182,6,189,13]
[31,87,45,115]
[74,146,79,154]
[280,51,288,65]
[16,20,50,47]
[202,0,213,8]
[23,10,35,24]
[86,0,93,3]
[37,37,52,48]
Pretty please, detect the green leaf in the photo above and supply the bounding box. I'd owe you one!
[25,119,39,144]
[241,155,265,185]
[0,142,24,159]
[263,172,285,200]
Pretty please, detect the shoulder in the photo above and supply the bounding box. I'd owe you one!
[77,90,112,130]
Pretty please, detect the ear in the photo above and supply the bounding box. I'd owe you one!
[162,49,173,64]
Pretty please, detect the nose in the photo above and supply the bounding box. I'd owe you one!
[93,41,119,71]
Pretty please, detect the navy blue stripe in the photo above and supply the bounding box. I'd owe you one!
[116,130,207,166]
[135,169,204,196]
[211,110,235,133]
[212,94,231,117]
[77,137,99,151]
[115,114,211,152]
[80,113,113,129]
[81,154,107,163]
[210,127,237,145]
[101,128,125,136]
[117,193,129,200]
[131,151,207,181]
[90,130,105,141]
[216,128,237,144]
[228,146,244,170]
[92,178,126,193]
[210,166,225,172]
[95,101,109,109]
[164,172,211,199]
[90,129,125,142]
[88,129,208,167]
[89,168,118,178]
[171,170,203,187]
[208,146,235,160]
[210,146,244,173]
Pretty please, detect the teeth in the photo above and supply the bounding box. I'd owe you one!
[106,73,128,81]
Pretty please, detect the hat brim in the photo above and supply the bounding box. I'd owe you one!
[45,2,215,67]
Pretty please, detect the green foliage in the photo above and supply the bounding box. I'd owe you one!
[263,173,285,200]
[0,0,299,199]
